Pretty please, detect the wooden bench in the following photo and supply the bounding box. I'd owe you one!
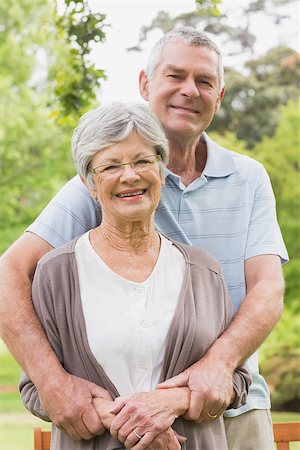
[33,427,51,450]
[273,422,300,449]
[34,422,300,450]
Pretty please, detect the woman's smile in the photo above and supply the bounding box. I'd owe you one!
[115,189,147,200]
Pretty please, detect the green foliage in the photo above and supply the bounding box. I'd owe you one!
[210,48,299,147]
[0,0,107,250]
[195,0,221,15]
[53,0,108,119]
[260,304,300,411]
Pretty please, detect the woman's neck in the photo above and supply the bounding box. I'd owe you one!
[91,219,159,255]
[89,219,161,283]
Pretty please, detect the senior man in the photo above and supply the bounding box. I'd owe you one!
[0,27,287,450]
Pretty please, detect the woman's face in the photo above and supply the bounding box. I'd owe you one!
[88,131,164,225]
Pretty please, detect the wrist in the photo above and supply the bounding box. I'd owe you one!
[204,342,236,374]
[33,364,68,394]
[163,387,190,417]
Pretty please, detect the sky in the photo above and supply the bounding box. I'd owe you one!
[88,0,299,104]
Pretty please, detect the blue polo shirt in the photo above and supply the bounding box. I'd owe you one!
[27,134,288,416]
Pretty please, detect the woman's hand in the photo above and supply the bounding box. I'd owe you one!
[135,427,185,450]
[109,388,189,448]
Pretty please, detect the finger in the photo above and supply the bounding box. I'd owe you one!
[110,413,129,440]
[71,417,96,440]
[156,372,189,389]
[109,396,128,415]
[58,423,82,441]
[183,392,205,421]
[123,429,144,448]
[131,432,155,450]
[81,406,105,436]
[198,399,226,423]
[88,381,112,401]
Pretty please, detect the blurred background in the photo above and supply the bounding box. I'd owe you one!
[0,0,299,448]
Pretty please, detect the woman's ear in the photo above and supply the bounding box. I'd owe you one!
[80,176,97,200]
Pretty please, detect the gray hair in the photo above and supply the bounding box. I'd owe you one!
[72,102,169,188]
[145,26,225,89]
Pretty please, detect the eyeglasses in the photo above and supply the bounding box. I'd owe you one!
[90,154,161,176]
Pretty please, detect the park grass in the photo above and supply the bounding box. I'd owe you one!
[1,341,299,449]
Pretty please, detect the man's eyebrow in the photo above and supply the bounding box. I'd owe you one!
[164,64,186,73]
[164,64,217,81]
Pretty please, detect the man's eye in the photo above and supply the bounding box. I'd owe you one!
[198,79,213,87]
[168,74,182,79]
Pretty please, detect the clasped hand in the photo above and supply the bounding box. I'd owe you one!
[94,388,189,449]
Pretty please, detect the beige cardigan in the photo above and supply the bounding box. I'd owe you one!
[20,236,251,450]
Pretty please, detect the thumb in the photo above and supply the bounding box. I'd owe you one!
[174,431,188,445]
[88,381,112,401]
[157,371,189,389]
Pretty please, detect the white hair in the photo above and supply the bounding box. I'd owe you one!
[72,102,169,188]
[145,26,225,89]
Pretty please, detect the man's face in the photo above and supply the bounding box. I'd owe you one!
[139,41,225,141]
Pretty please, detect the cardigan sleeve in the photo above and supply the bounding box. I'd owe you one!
[19,262,63,421]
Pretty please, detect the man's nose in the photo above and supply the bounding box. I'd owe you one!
[180,78,200,98]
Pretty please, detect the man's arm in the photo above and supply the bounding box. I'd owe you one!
[0,232,107,440]
[158,254,284,422]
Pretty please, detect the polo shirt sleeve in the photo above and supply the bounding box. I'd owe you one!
[26,176,101,248]
[245,163,288,263]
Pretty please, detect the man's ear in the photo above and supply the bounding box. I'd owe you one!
[80,176,97,200]
[139,70,149,101]
[215,85,226,114]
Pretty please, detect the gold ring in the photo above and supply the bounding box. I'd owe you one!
[133,430,142,440]
[207,412,218,420]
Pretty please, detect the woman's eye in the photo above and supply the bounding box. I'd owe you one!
[135,159,150,166]
[103,164,119,172]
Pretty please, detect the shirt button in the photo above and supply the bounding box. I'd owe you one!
[141,321,149,328]
[135,287,143,293]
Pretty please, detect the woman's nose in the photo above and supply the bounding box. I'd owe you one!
[119,164,140,182]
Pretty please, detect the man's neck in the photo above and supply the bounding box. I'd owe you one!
[167,137,207,187]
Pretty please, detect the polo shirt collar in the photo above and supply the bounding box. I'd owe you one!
[202,132,237,177]
[164,133,237,179]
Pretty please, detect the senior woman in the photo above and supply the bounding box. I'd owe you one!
[20,102,251,450]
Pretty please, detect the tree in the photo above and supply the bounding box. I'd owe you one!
[0,0,108,253]
[130,0,298,148]
[209,46,299,147]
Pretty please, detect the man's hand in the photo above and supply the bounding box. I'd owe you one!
[109,388,189,449]
[39,373,112,440]
[157,357,234,423]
